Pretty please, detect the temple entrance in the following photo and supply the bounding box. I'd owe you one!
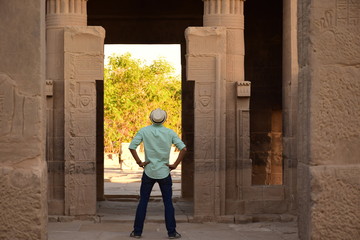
[88,1,203,214]
[88,0,287,216]
[101,44,183,200]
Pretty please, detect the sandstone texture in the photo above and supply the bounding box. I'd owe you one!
[298,0,360,239]
[0,0,47,239]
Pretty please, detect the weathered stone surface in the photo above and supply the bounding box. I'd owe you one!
[0,164,48,240]
[299,164,360,240]
[0,0,47,239]
[298,2,360,239]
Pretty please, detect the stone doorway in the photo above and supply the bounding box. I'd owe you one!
[46,0,296,219]
[244,0,284,185]
[87,0,203,211]
[88,0,292,218]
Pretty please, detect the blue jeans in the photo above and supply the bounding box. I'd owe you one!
[133,173,176,235]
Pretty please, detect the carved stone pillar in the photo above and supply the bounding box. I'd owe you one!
[186,27,227,219]
[63,26,105,215]
[0,1,47,239]
[186,0,247,219]
[46,0,105,215]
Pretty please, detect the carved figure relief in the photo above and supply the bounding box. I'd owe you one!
[76,82,95,113]
[196,118,215,159]
[0,75,15,136]
[70,115,94,136]
[196,83,214,114]
[76,137,95,161]
[0,74,39,140]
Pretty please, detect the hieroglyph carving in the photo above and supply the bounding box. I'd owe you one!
[0,74,42,164]
[316,1,360,31]
[46,80,54,96]
[237,81,251,97]
[196,83,215,114]
[336,0,360,26]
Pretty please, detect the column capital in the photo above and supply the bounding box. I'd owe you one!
[203,0,244,28]
[46,0,87,27]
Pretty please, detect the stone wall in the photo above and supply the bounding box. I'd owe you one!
[297,0,360,239]
[0,0,47,239]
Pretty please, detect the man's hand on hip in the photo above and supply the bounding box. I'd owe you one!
[166,163,177,171]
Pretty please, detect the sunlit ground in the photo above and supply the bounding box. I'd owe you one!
[104,152,181,198]
[103,44,182,198]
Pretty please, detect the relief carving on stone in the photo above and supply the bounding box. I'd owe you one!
[75,137,96,161]
[76,81,96,112]
[0,75,14,136]
[237,81,251,97]
[69,114,95,137]
[46,80,54,97]
[194,117,215,160]
[68,81,96,137]
[336,0,360,27]
[65,161,96,175]
[313,1,360,64]
[66,173,95,215]
[316,1,360,31]
[195,83,215,114]
[0,74,41,163]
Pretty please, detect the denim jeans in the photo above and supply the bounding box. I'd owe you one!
[133,173,176,235]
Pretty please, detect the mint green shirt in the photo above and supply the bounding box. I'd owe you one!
[129,124,186,179]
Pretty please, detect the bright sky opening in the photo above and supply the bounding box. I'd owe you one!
[104,44,182,76]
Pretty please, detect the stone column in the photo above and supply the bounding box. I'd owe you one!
[297,0,360,239]
[0,1,47,239]
[46,0,105,215]
[47,0,88,27]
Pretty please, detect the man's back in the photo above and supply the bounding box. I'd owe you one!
[129,124,185,179]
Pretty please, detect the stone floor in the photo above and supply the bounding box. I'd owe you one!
[48,165,299,240]
[48,220,299,240]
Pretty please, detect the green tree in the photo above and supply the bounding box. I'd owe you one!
[104,53,182,153]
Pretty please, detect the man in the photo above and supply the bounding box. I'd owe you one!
[129,108,186,239]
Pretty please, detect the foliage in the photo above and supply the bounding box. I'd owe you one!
[104,53,182,153]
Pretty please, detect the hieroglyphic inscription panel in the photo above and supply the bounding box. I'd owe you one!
[336,0,360,27]
[187,56,216,82]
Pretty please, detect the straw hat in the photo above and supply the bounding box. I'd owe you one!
[150,108,167,124]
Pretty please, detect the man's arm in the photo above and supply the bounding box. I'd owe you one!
[166,147,187,170]
[129,149,149,168]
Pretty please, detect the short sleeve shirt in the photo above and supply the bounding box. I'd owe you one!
[129,124,186,179]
